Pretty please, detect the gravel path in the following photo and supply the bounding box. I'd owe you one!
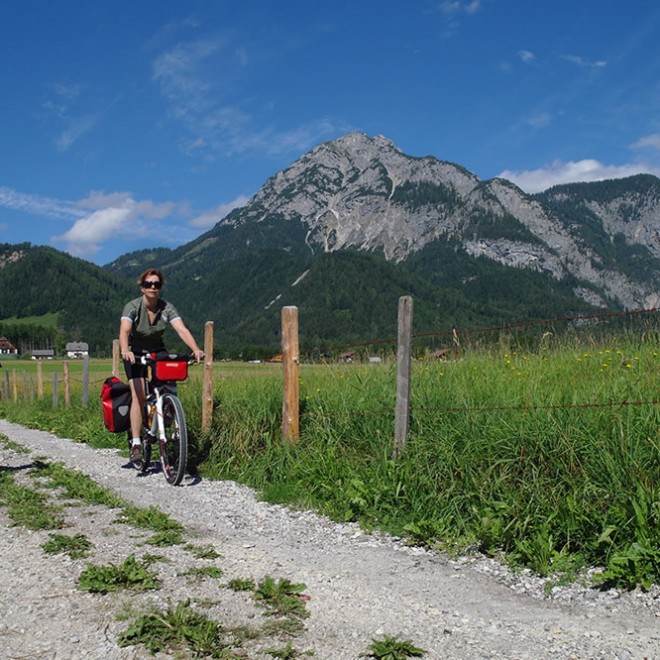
[1,418,659,659]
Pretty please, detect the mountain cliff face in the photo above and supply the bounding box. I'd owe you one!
[216,132,660,310]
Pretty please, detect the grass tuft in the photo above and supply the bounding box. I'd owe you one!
[42,532,93,559]
[78,554,161,593]
[117,599,231,657]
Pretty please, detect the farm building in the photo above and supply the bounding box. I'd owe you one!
[66,342,89,358]
[31,349,55,360]
[0,337,18,355]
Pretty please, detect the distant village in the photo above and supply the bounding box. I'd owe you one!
[0,337,89,360]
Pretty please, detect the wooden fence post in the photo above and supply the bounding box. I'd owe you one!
[52,372,59,408]
[281,306,300,442]
[112,339,120,378]
[393,295,413,458]
[12,369,18,402]
[37,361,43,399]
[201,321,214,433]
[82,355,90,405]
[63,362,71,406]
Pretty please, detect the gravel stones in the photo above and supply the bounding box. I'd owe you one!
[1,418,659,659]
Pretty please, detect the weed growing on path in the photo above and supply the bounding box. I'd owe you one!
[117,599,230,657]
[78,553,161,593]
[0,470,65,530]
[42,532,93,559]
[362,634,426,658]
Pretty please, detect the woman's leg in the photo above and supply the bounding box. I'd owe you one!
[128,377,146,461]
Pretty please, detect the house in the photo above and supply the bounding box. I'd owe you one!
[66,342,89,358]
[0,337,18,355]
[31,349,55,360]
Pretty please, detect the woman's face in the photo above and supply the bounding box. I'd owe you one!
[141,276,162,300]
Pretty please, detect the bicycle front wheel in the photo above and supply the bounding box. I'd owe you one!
[159,393,188,485]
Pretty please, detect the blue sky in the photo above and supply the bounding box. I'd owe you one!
[2,0,660,265]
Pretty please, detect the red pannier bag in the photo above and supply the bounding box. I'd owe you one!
[100,376,132,433]
[153,359,188,381]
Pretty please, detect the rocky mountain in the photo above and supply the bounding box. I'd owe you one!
[103,132,660,353]
[2,133,659,356]
[213,132,660,310]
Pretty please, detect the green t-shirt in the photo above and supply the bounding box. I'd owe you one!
[121,297,181,353]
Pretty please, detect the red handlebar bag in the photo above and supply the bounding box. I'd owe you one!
[153,360,188,381]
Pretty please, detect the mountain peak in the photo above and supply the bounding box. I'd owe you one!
[214,132,660,309]
[330,131,397,150]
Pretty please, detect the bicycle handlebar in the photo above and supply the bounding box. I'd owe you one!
[136,351,202,366]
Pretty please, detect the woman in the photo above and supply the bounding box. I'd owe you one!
[119,268,204,465]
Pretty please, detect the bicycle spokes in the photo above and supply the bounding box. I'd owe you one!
[159,393,188,485]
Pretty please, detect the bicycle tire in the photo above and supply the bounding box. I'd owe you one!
[159,393,188,485]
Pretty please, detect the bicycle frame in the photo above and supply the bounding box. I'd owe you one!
[144,380,174,443]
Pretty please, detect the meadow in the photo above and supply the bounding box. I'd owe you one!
[1,331,659,591]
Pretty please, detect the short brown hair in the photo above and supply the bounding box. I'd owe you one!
[137,268,165,288]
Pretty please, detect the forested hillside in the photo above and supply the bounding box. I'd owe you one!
[0,244,134,355]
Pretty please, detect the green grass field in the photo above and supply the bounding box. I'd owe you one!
[1,334,659,590]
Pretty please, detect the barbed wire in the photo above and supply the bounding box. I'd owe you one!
[413,306,660,340]
[301,397,659,419]
[301,306,660,357]
[411,399,660,414]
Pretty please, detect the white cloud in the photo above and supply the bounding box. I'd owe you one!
[632,133,660,150]
[152,38,221,112]
[53,206,135,256]
[525,113,552,129]
[498,160,660,194]
[190,195,251,228]
[151,36,347,158]
[42,82,104,151]
[518,50,535,64]
[561,55,607,70]
[0,187,82,220]
[439,0,482,13]
[55,114,99,151]
[0,185,220,258]
[50,192,179,257]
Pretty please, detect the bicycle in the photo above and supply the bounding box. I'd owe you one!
[131,351,198,485]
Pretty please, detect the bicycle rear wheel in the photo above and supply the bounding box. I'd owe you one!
[159,393,188,485]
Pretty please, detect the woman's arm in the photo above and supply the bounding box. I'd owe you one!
[171,318,204,361]
[119,318,135,363]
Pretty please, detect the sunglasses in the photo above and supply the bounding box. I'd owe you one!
[141,280,162,289]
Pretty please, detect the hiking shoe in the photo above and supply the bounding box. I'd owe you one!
[130,443,143,466]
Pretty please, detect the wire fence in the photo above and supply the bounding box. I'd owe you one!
[1,303,658,450]
[293,302,659,450]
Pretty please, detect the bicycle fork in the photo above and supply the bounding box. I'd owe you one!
[148,391,169,444]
